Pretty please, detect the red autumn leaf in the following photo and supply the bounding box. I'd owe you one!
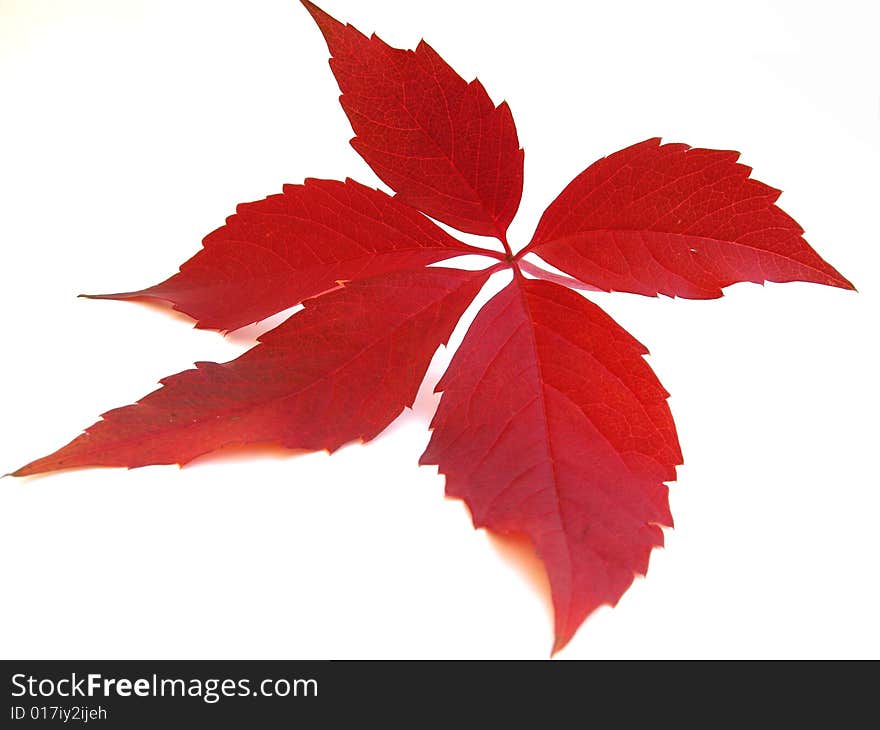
[420,275,680,652]
[12,1,853,653]
[87,178,482,332]
[302,0,524,240]
[522,138,854,298]
[14,267,487,475]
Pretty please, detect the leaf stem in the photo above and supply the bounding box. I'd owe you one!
[498,231,515,261]
[466,245,508,262]
[516,259,602,291]
[512,244,529,262]
[484,261,512,276]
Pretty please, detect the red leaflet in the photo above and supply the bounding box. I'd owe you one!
[13,2,853,653]
[421,276,680,652]
[15,268,487,475]
[303,1,523,239]
[88,178,482,332]
[523,138,854,298]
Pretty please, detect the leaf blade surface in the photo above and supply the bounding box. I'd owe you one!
[303,1,524,238]
[17,267,487,475]
[422,276,681,651]
[525,139,853,297]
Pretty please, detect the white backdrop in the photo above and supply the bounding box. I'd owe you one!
[1,0,877,659]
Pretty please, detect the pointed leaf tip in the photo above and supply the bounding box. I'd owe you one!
[300,0,340,36]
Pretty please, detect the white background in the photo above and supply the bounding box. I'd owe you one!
[1,0,877,659]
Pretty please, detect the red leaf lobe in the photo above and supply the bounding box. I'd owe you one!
[16,268,488,475]
[421,275,681,652]
[87,179,483,332]
[302,0,524,239]
[525,138,854,298]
